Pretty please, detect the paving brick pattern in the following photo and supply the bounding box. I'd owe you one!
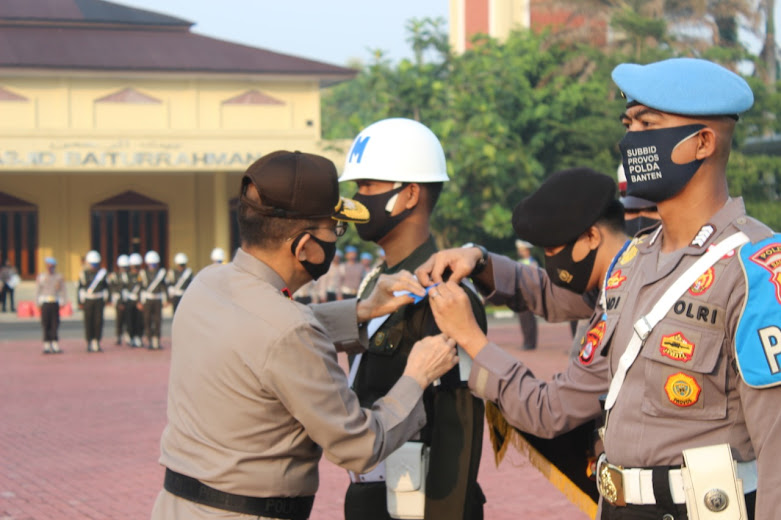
[1,320,591,519]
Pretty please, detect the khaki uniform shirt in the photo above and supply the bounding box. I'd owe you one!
[470,198,781,518]
[36,272,67,305]
[155,248,426,517]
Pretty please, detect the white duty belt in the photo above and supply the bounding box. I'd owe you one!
[604,232,749,411]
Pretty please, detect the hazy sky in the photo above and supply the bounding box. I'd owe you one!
[110,0,450,67]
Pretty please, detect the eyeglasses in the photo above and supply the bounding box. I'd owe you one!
[292,221,347,239]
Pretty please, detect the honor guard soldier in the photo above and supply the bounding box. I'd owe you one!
[140,250,167,350]
[167,253,192,314]
[78,250,109,352]
[36,257,67,354]
[420,58,781,519]
[340,118,488,520]
[210,247,225,264]
[108,254,132,345]
[126,252,146,348]
[152,150,459,520]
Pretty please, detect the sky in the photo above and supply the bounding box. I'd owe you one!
[110,0,450,67]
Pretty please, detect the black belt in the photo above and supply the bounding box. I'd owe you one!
[164,468,314,519]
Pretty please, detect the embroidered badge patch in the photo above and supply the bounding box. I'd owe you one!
[660,332,695,362]
[688,267,715,296]
[558,269,573,284]
[579,319,606,365]
[619,245,638,266]
[664,372,701,407]
[606,270,627,290]
[749,242,781,304]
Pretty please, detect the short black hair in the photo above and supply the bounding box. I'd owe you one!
[237,195,319,249]
[595,199,625,235]
[421,182,444,213]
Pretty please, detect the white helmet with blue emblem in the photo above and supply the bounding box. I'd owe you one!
[339,118,449,184]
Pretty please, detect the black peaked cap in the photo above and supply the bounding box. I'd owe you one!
[512,168,617,247]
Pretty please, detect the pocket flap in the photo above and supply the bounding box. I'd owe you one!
[385,442,426,492]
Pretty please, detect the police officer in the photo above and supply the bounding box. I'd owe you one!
[36,256,67,354]
[339,118,488,520]
[126,252,145,348]
[420,58,780,519]
[152,150,458,520]
[210,247,225,265]
[108,254,132,345]
[78,250,109,352]
[166,252,192,314]
[140,250,167,350]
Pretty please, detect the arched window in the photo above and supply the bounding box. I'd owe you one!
[91,191,168,268]
[0,192,38,279]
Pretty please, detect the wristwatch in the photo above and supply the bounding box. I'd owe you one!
[462,242,488,276]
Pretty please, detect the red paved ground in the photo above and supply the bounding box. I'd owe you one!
[0,319,591,519]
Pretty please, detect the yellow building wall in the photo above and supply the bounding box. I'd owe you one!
[0,73,348,281]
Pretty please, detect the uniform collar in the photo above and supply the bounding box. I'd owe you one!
[232,247,288,292]
[638,197,746,256]
[382,236,438,275]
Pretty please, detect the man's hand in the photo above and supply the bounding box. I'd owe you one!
[428,281,489,359]
[356,270,425,322]
[415,247,483,286]
[403,333,459,389]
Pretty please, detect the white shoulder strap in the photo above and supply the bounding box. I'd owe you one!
[87,268,107,294]
[604,232,749,410]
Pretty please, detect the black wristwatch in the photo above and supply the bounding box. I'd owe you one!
[462,243,488,276]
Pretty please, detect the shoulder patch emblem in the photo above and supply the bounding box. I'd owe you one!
[579,319,606,365]
[688,267,715,296]
[619,245,638,266]
[736,236,781,388]
[749,243,781,304]
[664,372,701,407]
[606,270,627,290]
[660,332,695,362]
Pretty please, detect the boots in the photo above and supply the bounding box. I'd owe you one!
[149,336,161,350]
[51,341,62,354]
[43,341,52,354]
[88,339,103,353]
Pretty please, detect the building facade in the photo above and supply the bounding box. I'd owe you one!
[0,0,355,281]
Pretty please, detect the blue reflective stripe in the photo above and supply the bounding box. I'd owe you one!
[735,235,781,388]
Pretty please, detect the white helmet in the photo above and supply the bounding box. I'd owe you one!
[339,118,449,183]
[211,247,225,263]
[145,250,161,265]
[129,253,143,266]
[174,252,188,265]
[85,250,101,264]
[116,254,130,268]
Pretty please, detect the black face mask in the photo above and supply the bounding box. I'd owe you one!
[619,124,706,203]
[624,216,660,237]
[291,233,337,281]
[544,240,598,294]
[352,185,413,243]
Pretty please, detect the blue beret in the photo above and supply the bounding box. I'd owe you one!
[345,245,357,254]
[612,58,753,116]
[45,257,57,265]
[512,168,618,247]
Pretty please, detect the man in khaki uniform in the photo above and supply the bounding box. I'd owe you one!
[152,150,458,520]
[36,256,67,354]
[419,58,781,519]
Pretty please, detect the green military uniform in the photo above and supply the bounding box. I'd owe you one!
[345,237,487,520]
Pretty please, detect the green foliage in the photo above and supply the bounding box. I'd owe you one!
[323,14,781,257]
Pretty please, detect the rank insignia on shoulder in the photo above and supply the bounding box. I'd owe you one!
[618,245,638,266]
[664,372,701,407]
[735,236,781,388]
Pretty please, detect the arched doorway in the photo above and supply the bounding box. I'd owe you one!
[91,190,168,269]
[0,191,38,279]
